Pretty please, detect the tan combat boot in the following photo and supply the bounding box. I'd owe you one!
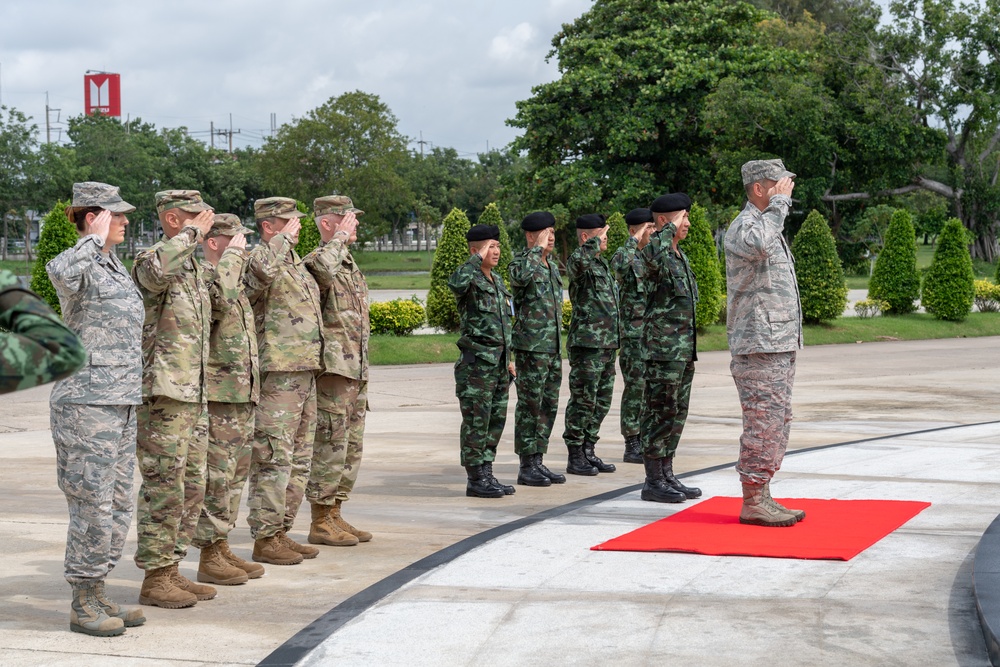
[762,482,806,522]
[138,566,198,609]
[94,580,146,627]
[252,534,304,565]
[278,530,320,559]
[740,483,798,527]
[198,541,249,585]
[70,583,126,637]
[308,503,359,547]
[332,499,372,543]
[218,540,265,579]
[169,563,217,600]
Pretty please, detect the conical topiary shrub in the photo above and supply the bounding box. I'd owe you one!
[31,201,77,315]
[477,203,513,287]
[294,200,319,257]
[921,218,974,321]
[791,209,848,323]
[427,208,472,331]
[678,203,724,331]
[868,209,920,314]
[603,211,628,260]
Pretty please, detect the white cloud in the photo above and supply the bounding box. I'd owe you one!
[489,23,537,63]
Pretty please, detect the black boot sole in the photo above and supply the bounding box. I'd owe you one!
[566,466,599,476]
[466,488,505,498]
[640,489,686,503]
[623,454,643,464]
[517,476,553,487]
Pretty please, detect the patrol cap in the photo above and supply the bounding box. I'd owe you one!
[254,197,305,222]
[155,190,212,215]
[314,195,364,217]
[521,211,556,231]
[206,213,254,240]
[575,213,606,229]
[467,224,500,242]
[67,181,136,219]
[650,193,691,213]
[741,159,796,185]
[624,208,654,226]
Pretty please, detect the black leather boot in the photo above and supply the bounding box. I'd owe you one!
[483,461,515,495]
[584,443,616,473]
[517,454,552,487]
[640,456,686,503]
[465,465,504,498]
[623,435,643,464]
[662,456,702,499]
[534,453,566,484]
[566,445,598,476]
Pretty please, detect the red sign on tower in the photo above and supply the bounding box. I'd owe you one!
[84,73,121,117]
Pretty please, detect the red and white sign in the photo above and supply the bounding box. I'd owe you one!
[84,73,121,117]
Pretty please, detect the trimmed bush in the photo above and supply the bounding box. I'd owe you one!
[562,299,572,330]
[427,208,472,331]
[30,201,77,315]
[294,199,320,257]
[369,297,425,335]
[791,209,848,323]
[868,209,920,314]
[854,298,889,319]
[921,218,975,321]
[478,203,513,286]
[678,203,724,331]
[604,211,628,260]
[974,279,1000,313]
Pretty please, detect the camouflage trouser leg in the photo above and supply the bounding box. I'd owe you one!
[134,397,208,571]
[513,351,562,456]
[51,403,136,585]
[731,352,796,486]
[307,374,368,506]
[455,356,509,466]
[640,360,695,459]
[246,371,316,539]
[193,402,254,548]
[618,339,645,438]
[563,347,617,448]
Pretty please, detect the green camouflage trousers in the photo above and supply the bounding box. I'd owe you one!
[193,402,254,548]
[307,374,368,505]
[732,352,796,486]
[513,351,561,456]
[51,403,136,584]
[247,371,316,539]
[134,397,208,571]
[455,354,509,466]
[563,346,616,448]
[640,360,695,459]
[618,338,645,438]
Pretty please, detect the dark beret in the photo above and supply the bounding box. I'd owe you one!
[624,208,654,226]
[521,211,556,231]
[575,213,607,229]
[650,193,692,213]
[467,224,500,242]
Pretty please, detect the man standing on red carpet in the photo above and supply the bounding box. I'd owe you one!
[724,160,806,528]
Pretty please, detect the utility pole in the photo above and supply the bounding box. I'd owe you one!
[210,120,214,149]
[270,112,276,137]
[45,92,50,144]
[417,131,428,157]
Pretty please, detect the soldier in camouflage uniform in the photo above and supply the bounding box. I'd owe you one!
[303,195,373,547]
[509,211,566,487]
[131,190,216,609]
[193,214,265,586]
[638,194,702,504]
[449,224,516,499]
[611,208,654,465]
[244,197,323,564]
[46,182,144,636]
[563,214,618,476]
[726,159,805,527]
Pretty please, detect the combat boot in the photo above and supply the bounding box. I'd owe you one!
[566,445,598,476]
[465,465,504,498]
[70,583,126,637]
[170,564,217,600]
[308,503,359,546]
[278,530,319,559]
[662,456,702,499]
[198,541,249,585]
[483,461,515,495]
[640,456,686,503]
[138,566,198,609]
[218,540,265,579]
[584,443,616,473]
[517,453,552,487]
[94,581,146,627]
[623,435,643,464]
[534,453,566,484]
[332,499,373,542]
[740,483,798,527]
[762,483,805,522]
[253,534,304,565]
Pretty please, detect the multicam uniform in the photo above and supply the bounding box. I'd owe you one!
[611,236,648,442]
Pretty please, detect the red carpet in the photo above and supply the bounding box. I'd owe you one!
[592,497,931,561]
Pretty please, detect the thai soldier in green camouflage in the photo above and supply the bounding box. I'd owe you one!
[303,195,373,547]
[563,213,618,476]
[46,182,144,636]
[131,190,215,609]
[449,224,517,499]
[611,208,654,465]
[244,197,323,564]
[638,194,702,504]
[726,159,805,527]
[193,213,265,586]
[509,211,566,487]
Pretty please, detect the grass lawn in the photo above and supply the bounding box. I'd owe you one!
[354,250,434,272]
[366,273,431,290]
[0,258,36,275]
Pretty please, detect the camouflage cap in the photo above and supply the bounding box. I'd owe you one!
[206,213,254,240]
[254,197,305,222]
[66,181,136,217]
[741,159,796,185]
[314,195,364,217]
[155,190,213,215]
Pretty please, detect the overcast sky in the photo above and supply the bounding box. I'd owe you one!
[0,0,593,158]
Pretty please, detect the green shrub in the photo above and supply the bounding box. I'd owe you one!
[791,209,848,323]
[294,199,319,257]
[974,279,1000,313]
[478,203,513,287]
[921,218,975,321]
[604,211,628,260]
[369,297,425,335]
[427,208,471,331]
[31,201,77,315]
[868,209,920,314]
[854,297,889,319]
[562,299,572,330]
[678,203,724,331]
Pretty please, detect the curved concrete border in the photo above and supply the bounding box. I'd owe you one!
[975,513,1000,666]
[260,421,1000,667]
